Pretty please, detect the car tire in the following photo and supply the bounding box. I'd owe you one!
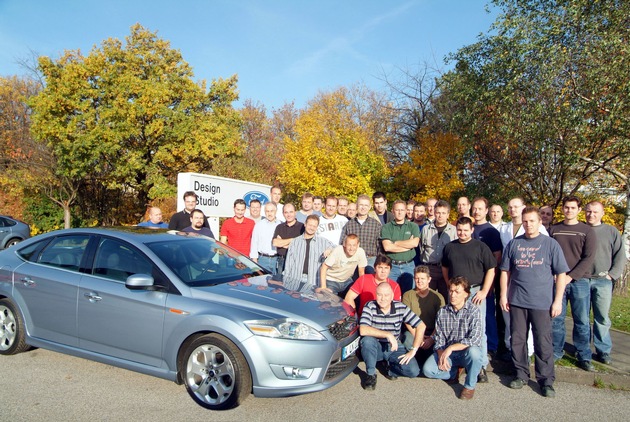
[4,238,22,248]
[182,333,252,410]
[0,299,29,355]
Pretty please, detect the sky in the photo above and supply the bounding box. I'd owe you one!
[0,0,497,110]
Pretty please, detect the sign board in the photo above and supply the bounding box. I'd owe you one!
[176,172,271,220]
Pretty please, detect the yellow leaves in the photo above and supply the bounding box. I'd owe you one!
[393,129,465,200]
[279,88,388,198]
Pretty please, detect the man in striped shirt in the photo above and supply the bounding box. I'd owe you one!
[359,283,427,390]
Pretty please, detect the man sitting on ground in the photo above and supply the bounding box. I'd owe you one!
[360,282,427,390]
[423,276,484,400]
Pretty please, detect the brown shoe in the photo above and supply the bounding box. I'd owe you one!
[459,387,475,400]
[446,367,464,385]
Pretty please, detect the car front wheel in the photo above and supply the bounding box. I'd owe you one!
[182,333,252,410]
[0,299,29,355]
[4,238,21,248]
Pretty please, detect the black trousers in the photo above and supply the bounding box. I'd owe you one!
[510,305,555,387]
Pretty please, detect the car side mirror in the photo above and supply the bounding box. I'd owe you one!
[125,273,155,290]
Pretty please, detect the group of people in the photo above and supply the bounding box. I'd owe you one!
[140,187,626,400]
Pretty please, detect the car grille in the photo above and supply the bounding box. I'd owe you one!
[324,355,358,382]
[327,316,357,341]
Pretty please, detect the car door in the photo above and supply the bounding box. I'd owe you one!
[77,237,167,367]
[13,235,90,346]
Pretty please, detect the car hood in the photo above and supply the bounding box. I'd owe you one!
[190,275,355,329]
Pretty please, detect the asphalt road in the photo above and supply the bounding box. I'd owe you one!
[2,348,629,422]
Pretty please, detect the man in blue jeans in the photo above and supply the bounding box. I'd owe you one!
[423,276,484,400]
[441,217,496,383]
[359,282,427,390]
[381,200,420,294]
[585,201,626,365]
[550,196,597,371]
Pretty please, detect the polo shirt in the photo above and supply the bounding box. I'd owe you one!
[380,220,420,262]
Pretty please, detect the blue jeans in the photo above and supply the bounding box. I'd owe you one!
[365,256,376,275]
[257,255,278,276]
[552,278,592,361]
[325,278,354,295]
[389,261,415,294]
[423,346,483,390]
[486,290,498,352]
[590,277,613,356]
[468,285,489,368]
[360,336,420,378]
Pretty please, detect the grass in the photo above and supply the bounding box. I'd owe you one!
[565,292,630,333]
[609,293,630,333]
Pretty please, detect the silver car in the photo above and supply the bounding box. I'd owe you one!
[0,215,30,249]
[0,228,359,410]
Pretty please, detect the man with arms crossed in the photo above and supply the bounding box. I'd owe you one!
[381,200,420,294]
[500,206,569,397]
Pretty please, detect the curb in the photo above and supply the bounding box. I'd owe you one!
[488,359,630,390]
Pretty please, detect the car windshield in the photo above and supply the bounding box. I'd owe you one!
[146,235,267,287]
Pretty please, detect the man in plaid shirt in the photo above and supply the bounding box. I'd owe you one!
[359,283,427,390]
[423,276,484,400]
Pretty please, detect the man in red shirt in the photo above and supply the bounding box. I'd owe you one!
[344,254,401,316]
[220,199,255,256]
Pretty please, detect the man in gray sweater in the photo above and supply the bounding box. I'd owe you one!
[585,201,627,365]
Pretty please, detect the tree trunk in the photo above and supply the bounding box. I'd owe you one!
[63,202,72,229]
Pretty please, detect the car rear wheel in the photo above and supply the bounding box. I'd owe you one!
[0,299,29,355]
[182,333,252,410]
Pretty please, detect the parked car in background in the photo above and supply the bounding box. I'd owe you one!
[0,215,30,249]
[0,227,359,410]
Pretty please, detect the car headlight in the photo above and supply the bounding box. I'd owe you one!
[244,319,326,341]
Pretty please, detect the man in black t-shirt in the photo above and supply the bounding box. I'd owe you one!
[442,217,496,383]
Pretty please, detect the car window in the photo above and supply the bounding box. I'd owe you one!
[38,235,90,271]
[147,237,266,286]
[92,238,153,282]
[0,217,15,227]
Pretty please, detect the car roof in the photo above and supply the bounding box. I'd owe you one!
[40,227,200,244]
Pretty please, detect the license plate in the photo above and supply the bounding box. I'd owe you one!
[341,337,360,360]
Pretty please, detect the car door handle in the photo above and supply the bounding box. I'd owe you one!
[84,292,102,302]
[20,277,35,286]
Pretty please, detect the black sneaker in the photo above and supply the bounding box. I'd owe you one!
[596,353,612,365]
[542,385,556,398]
[363,374,377,390]
[384,370,398,381]
[577,360,596,372]
[509,378,526,389]
[477,368,488,383]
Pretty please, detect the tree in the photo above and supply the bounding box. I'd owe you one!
[29,24,241,227]
[212,100,296,185]
[391,129,464,201]
[278,88,388,198]
[0,75,44,220]
[439,0,629,257]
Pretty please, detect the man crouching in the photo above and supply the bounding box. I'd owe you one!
[359,282,427,390]
[423,276,484,400]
